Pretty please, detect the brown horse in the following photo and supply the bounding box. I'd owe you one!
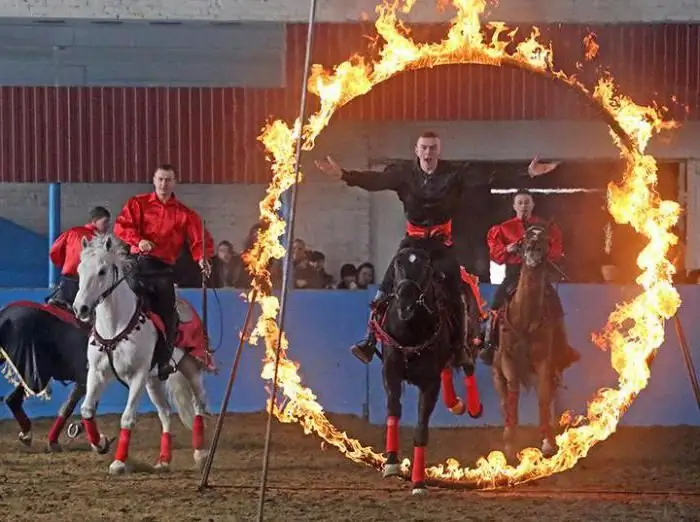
[492,223,565,459]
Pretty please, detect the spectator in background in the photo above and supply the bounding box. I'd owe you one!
[356,262,375,289]
[49,206,111,310]
[242,222,282,289]
[210,240,244,288]
[307,250,334,289]
[337,263,358,289]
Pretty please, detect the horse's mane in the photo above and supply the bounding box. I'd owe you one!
[80,233,134,271]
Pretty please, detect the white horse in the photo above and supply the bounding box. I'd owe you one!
[73,233,210,475]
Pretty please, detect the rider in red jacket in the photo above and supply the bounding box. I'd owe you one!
[481,189,578,371]
[113,164,214,380]
[49,206,111,309]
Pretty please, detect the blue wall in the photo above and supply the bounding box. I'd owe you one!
[1,285,699,427]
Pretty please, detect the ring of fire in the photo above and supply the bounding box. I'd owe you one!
[241,0,683,489]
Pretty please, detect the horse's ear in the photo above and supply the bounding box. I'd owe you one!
[105,236,113,251]
[81,236,90,249]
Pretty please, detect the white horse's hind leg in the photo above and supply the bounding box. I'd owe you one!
[80,357,111,455]
[110,370,149,476]
[145,376,173,472]
[177,356,209,470]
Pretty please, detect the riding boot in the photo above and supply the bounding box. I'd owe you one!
[452,293,473,367]
[157,311,178,381]
[480,311,499,366]
[350,290,385,364]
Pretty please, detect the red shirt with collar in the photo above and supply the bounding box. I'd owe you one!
[113,192,214,265]
[487,215,563,265]
[50,223,99,276]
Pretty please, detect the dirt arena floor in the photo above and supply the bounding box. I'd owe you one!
[0,412,699,521]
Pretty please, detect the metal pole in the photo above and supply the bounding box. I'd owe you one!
[201,218,209,347]
[672,315,700,411]
[256,1,319,519]
[48,182,61,287]
[198,289,258,490]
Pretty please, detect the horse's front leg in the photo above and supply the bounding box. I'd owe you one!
[382,356,403,479]
[109,369,149,475]
[411,381,440,496]
[493,349,519,461]
[47,383,85,452]
[534,353,556,457]
[80,353,111,456]
[145,376,173,471]
[5,385,31,446]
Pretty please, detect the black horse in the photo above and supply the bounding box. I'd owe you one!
[370,238,480,495]
[0,301,102,452]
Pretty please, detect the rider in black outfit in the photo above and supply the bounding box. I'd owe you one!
[315,131,560,366]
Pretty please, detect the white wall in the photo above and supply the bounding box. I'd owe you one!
[1,0,699,23]
[1,120,698,278]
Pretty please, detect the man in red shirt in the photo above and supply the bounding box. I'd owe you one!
[113,164,214,380]
[49,206,111,310]
[481,189,577,369]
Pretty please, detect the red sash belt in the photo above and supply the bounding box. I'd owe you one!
[406,220,453,246]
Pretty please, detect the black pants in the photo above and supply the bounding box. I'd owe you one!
[379,236,464,340]
[132,256,178,346]
[56,275,79,307]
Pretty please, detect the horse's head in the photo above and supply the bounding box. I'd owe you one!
[73,233,131,321]
[391,247,435,322]
[522,224,550,269]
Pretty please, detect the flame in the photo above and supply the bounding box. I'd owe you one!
[583,32,600,61]
[242,0,682,489]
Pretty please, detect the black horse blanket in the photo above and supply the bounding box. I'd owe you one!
[0,301,89,399]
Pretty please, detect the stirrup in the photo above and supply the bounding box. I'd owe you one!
[350,340,375,364]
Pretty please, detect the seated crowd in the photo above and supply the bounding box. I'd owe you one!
[175,223,375,290]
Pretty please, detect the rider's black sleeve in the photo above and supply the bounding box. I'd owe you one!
[455,162,529,189]
[340,162,407,192]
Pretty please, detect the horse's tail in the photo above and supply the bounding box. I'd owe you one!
[166,370,196,430]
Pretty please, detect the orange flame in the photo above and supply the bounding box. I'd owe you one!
[242,0,682,489]
[583,32,600,61]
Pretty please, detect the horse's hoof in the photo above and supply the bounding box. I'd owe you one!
[541,439,557,458]
[92,433,112,455]
[468,402,484,419]
[154,461,171,473]
[108,460,128,475]
[47,441,63,453]
[18,431,32,447]
[66,422,83,440]
[382,463,400,478]
[194,449,209,472]
[411,487,428,496]
[449,398,466,416]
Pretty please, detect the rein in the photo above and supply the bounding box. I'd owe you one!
[370,278,448,358]
[88,264,143,390]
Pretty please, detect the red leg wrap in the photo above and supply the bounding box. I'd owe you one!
[159,433,172,463]
[48,415,66,443]
[440,369,458,408]
[386,416,399,454]
[81,418,100,446]
[411,446,426,484]
[465,375,482,417]
[193,415,205,450]
[114,428,131,462]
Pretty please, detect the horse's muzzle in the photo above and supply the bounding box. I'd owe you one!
[74,303,94,322]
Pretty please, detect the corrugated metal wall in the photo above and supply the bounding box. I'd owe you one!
[0,23,697,184]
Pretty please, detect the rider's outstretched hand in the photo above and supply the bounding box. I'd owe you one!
[315,155,343,180]
[528,155,561,177]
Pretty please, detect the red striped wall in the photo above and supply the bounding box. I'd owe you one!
[0,23,697,184]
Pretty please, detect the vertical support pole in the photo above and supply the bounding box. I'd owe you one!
[48,182,61,287]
